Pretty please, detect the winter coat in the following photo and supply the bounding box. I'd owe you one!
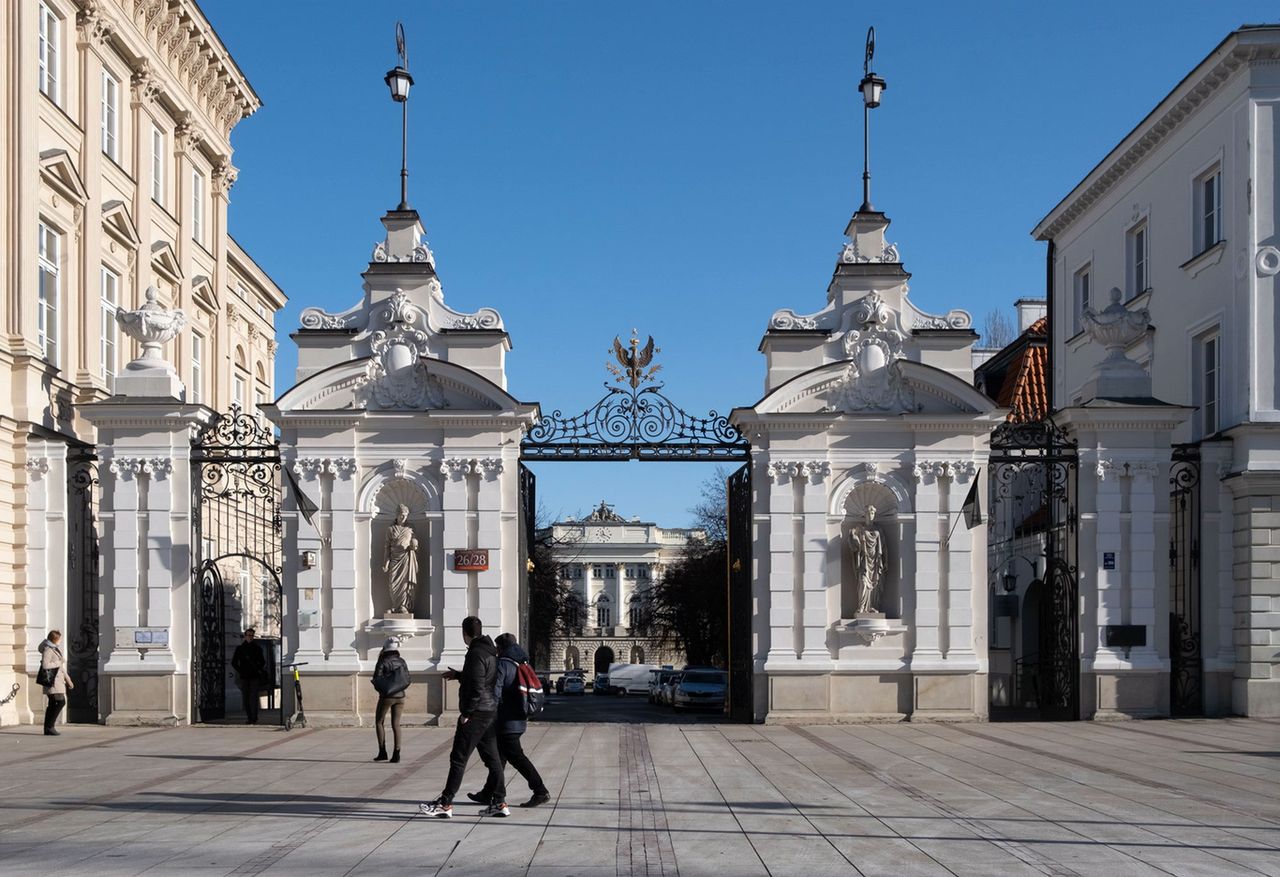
[372,650,410,699]
[491,641,531,735]
[458,635,498,717]
[231,641,268,684]
[39,640,71,696]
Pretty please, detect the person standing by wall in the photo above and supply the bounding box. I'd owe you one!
[419,616,507,819]
[38,631,73,735]
[371,636,410,762]
[469,633,551,808]
[231,628,266,725]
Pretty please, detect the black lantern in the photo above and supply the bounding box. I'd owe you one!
[1002,572,1018,593]
[384,65,413,102]
[859,70,886,109]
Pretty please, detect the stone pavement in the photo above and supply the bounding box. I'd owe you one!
[0,717,1277,876]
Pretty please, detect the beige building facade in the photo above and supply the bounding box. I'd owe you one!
[1,0,284,725]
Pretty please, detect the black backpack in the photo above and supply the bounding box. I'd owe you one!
[372,654,410,696]
[515,662,546,716]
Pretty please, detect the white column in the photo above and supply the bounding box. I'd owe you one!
[438,458,471,665]
[1093,459,1125,666]
[800,461,831,662]
[763,461,797,664]
[21,447,65,684]
[101,455,144,667]
[327,457,360,666]
[290,457,327,663]
[945,462,978,661]
[474,458,504,633]
[912,461,944,665]
[141,458,177,645]
[1128,461,1161,666]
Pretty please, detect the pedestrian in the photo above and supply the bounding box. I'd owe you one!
[372,636,410,763]
[38,630,73,735]
[418,616,507,819]
[468,633,551,808]
[231,628,266,725]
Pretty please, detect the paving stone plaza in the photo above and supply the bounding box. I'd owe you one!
[1,717,1277,876]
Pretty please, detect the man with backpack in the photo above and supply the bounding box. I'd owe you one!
[468,633,551,809]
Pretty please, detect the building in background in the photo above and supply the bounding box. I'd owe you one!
[546,502,700,674]
[1,0,284,725]
[1033,25,1280,716]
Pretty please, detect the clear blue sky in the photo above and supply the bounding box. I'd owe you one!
[213,1,1275,527]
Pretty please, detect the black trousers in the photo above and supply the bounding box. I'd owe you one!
[480,728,548,798]
[44,693,65,731]
[441,711,503,804]
[375,695,404,750]
[241,679,261,723]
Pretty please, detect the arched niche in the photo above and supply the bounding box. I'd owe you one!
[835,479,902,620]
[369,477,431,620]
[564,645,580,671]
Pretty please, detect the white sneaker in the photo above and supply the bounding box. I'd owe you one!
[419,798,453,819]
[479,801,510,818]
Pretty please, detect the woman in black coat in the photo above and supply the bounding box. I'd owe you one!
[371,636,411,762]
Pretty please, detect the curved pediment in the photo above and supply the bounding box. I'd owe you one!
[275,355,532,415]
[750,359,1001,417]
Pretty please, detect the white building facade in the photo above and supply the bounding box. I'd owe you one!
[1034,26,1280,716]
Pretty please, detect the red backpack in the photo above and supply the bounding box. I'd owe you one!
[515,662,546,716]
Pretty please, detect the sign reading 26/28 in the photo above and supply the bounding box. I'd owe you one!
[452,549,490,572]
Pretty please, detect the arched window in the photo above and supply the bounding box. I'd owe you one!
[595,593,611,628]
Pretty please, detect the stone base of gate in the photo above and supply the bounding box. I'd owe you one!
[910,672,987,722]
[1090,669,1167,720]
[760,670,986,723]
[1234,678,1280,717]
[101,672,185,726]
[275,671,451,727]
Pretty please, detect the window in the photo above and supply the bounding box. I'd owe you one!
[592,565,602,579]
[234,373,247,410]
[101,70,120,161]
[1128,223,1148,298]
[100,267,119,390]
[1072,266,1091,335]
[254,388,266,415]
[190,331,204,404]
[1199,331,1220,436]
[605,565,616,579]
[625,566,635,578]
[191,169,205,245]
[151,125,165,205]
[38,2,59,103]
[596,595,611,628]
[1195,167,1222,254]
[37,223,60,366]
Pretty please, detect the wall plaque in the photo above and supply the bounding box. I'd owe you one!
[452,549,490,572]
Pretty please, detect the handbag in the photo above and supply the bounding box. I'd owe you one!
[35,665,57,687]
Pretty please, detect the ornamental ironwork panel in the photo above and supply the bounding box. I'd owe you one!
[988,416,1079,720]
[726,463,754,723]
[191,405,284,723]
[1169,444,1202,716]
[66,448,100,723]
[521,331,749,462]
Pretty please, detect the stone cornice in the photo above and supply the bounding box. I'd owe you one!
[1034,29,1280,241]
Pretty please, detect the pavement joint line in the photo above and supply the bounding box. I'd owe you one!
[947,723,1280,829]
[0,725,172,768]
[522,723,588,877]
[787,725,1084,877]
[1099,719,1280,755]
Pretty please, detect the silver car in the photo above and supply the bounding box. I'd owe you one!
[673,670,727,711]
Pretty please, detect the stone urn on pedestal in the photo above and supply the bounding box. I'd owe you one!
[1080,287,1152,400]
[114,286,187,399]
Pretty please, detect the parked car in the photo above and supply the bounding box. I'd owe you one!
[537,671,552,693]
[557,669,584,694]
[593,673,612,695]
[649,669,677,704]
[562,674,586,695]
[673,669,727,711]
[659,672,683,706]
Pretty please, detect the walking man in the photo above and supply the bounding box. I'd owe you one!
[419,616,507,819]
[469,633,550,808]
[231,628,266,725]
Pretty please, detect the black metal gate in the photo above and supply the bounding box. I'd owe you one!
[191,406,284,723]
[726,463,753,722]
[66,447,100,723]
[1169,444,1202,716]
[988,417,1080,720]
[518,462,536,650]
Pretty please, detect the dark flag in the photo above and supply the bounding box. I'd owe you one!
[962,469,982,529]
[284,465,320,529]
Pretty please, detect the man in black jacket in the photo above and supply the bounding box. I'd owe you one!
[419,616,507,819]
[469,633,550,808]
[230,628,266,725]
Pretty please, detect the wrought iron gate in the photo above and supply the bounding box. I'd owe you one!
[66,447,100,723]
[191,406,284,723]
[988,417,1080,720]
[1169,444,1202,716]
[518,463,536,649]
[726,463,753,722]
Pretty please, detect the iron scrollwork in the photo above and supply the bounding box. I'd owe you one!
[66,449,100,723]
[1169,444,1202,715]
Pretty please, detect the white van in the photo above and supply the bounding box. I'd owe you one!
[606,663,659,695]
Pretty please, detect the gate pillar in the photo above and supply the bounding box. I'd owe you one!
[1057,405,1190,719]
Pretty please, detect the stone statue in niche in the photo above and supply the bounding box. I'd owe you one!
[381,503,420,614]
[848,506,887,615]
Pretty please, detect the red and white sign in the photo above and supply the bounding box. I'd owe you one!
[452,549,490,572]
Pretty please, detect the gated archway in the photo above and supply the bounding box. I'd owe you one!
[191,406,285,723]
[988,416,1080,720]
[521,332,754,720]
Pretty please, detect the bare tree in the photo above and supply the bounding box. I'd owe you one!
[526,504,585,669]
[983,309,1016,349]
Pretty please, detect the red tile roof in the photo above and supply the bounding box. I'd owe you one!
[995,317,1048,423]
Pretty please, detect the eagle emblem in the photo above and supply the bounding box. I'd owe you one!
[607,330,662,389]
